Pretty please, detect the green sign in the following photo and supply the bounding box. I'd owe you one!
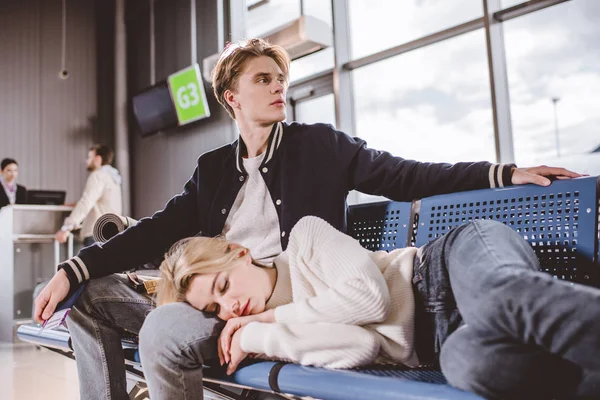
[167,64,211,125]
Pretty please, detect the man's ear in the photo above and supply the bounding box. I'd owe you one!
[224,89,238,110]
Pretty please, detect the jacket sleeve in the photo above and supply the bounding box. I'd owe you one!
[325,125,515,201]
[241,322,380,369]
[274,216,391,326]
[63,172,106,228]
[58,166,202,288]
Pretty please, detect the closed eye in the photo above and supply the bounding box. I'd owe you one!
[221,278,229,294]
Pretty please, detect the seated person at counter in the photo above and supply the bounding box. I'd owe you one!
[0,158,27,208]
[157,216,600,400]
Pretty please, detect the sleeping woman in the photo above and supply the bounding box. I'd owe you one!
[154,216,600,400]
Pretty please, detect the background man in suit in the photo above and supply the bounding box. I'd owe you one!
[0,158,27,208]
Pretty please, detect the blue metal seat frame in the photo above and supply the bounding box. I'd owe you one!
[18,177,599,400]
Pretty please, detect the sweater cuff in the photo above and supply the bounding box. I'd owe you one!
[274,304,299,324]
[240,322,268,354]
[58,256,90,286]
[488,163,517,188]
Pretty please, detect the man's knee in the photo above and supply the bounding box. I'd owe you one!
[470,219,527,246]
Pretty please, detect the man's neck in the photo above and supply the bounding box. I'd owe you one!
[237,120,275,158]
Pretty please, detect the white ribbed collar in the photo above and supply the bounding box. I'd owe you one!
[235,121,284,174]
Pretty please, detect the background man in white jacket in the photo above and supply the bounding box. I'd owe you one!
[55,144,123,247]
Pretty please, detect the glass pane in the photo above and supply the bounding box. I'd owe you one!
[352,29,495,203]
[348,0,483,59]
[505,0,600,175]
[295,93,336,128]
[290,48,334,82]
[303,0,332,25]
[246,0,300,38]
[501,0,527,8]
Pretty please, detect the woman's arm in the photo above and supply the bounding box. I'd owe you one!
[241,321,380,369]
[276,216,391,326]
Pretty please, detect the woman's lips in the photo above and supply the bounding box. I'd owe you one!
[242,300,251,316]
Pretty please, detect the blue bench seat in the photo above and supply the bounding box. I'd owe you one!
[18,176,599,399]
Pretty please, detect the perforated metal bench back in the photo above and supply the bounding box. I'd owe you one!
[348,178,599,286]
[347,201,412,250]
[415,177,599,285]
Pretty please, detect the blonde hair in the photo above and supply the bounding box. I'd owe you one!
[211,38,291,119]
[156,237,246,306]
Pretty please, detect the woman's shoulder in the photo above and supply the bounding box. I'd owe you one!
[289,216,336,245]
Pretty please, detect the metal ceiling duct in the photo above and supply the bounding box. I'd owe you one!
[202,15,333,82]
[263,15,333,60]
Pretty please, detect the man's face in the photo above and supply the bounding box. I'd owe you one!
[227,56,288,125]
[1,163,18,183]
[86,151,101,171]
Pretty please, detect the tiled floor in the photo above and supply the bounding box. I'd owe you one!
[0,342,272,400]
[0,342,79,399]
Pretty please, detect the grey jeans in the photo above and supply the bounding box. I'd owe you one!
[67,274,223,400]
[433,220,600,399]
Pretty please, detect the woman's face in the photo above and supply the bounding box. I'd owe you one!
[185,246,270,321]
[2,163,18,183]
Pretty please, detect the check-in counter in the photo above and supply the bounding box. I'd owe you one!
[0,205,74,342]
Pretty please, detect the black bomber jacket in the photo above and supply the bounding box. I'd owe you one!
[60,121,515,287]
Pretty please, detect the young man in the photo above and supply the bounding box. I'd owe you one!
[0,158,27,208]
[35,39,580,400]
[54,144,123,247]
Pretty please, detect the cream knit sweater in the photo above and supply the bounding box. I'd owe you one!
[240,216,420,369]
[64,166,122,238]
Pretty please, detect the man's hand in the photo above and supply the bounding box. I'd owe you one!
[55,230,70,244]
[511,166,583,187]
[218,309,274,366]
[34,269,71,323]
[226,327,249,375]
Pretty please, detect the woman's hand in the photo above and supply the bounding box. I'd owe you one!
[226,327,248,375]
[218,309,274,365]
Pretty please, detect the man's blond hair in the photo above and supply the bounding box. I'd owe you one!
[211,38,290,119]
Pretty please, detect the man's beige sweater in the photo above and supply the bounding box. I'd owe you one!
[64,166,122,238]
[240,216,420,369]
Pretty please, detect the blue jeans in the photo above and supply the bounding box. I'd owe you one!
[414,219,600,399]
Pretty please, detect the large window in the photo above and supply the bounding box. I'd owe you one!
[294,94,336,127]
[352,29,495,165]
[504,0,600,174]
[348,0,483,59]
